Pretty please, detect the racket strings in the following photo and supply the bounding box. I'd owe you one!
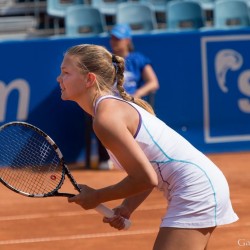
[0,125,63,195]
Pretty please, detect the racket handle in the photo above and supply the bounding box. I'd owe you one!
[95,204,131,230]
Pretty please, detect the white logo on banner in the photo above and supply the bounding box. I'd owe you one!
[238,70,250,113]
[0,79,30,122]
[215,49,250,113]
[215,49,243,92]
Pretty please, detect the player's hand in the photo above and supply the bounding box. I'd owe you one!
[68,184,99,209]
[103,205,131,230]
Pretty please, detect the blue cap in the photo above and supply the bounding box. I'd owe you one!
[111,24,131,39]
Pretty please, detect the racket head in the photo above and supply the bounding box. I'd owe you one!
[0,121,67,197]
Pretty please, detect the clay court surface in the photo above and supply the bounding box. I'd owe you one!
[0,151,249,250]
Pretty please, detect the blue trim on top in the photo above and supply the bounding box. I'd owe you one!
[141,121,218,226]
[133,113,142,138]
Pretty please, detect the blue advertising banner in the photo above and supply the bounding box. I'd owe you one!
[201,35,250,143]
[0,29,250,164]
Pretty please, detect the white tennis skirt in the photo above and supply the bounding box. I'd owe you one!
[158,160,239,228]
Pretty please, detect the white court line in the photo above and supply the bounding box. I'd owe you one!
[0,204,166,222]
[0,211,94,221]
[0,229,158,245]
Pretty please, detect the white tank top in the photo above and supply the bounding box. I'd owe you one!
[94,95,224,201]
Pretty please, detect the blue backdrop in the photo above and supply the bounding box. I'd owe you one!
[0,28,250,164]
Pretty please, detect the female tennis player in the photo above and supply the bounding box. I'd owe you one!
[57,44,238,250]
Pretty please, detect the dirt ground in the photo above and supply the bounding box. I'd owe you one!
[0,151,249,250]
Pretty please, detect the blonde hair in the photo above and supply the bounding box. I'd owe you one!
[66,44,155,115]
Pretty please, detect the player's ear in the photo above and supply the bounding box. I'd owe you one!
[85,72,96,88]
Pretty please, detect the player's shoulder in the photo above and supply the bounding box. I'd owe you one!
[94,98,126,125]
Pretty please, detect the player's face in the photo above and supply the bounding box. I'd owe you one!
[57,54,87,102]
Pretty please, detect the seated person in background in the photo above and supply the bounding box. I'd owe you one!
[97,23,160,170]
[110,23,159,98]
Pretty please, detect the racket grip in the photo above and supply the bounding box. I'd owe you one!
[95,204,131,230]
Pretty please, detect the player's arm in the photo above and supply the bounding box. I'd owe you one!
[134,64,159,98]
[107,189,153,219]
[69,99,158,209]
[121,189,153,214]
[103,189,153,230]
[93,104,157,203]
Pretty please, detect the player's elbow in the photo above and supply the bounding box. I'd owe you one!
[143,173,158,189]
[149,176,158,188]
[129,165,158,191]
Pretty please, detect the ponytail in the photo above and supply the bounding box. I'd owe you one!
[112,54,155,115]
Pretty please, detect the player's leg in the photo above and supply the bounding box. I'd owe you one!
[153,226,216,250]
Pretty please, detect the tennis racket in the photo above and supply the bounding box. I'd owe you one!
[0,121,131,229]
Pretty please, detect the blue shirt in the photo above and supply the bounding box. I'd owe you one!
[123,52,151,95]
